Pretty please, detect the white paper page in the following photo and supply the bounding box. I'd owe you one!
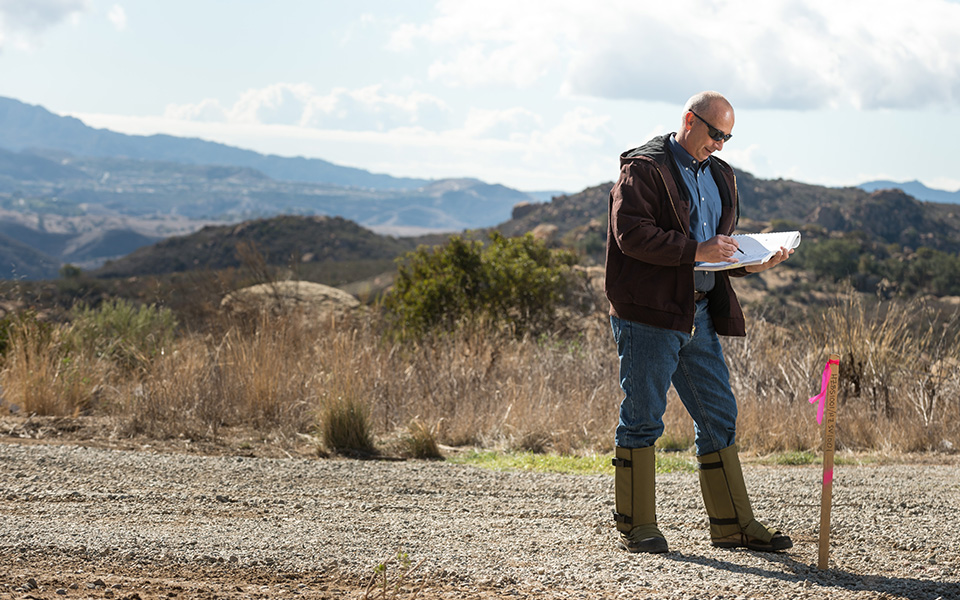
[695,231,801,272]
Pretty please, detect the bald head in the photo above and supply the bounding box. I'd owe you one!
[676,91,735,162]
[683,91,734,123]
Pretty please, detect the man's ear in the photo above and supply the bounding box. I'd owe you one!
[683,111,694,131]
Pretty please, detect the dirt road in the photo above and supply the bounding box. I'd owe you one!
[1,429,958,599]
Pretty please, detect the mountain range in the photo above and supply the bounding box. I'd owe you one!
[857,180,960,205]
[0,96,547,277]
[0,97,429,190]
[2,94,959,284]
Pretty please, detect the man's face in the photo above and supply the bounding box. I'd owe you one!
[684,106,734,162]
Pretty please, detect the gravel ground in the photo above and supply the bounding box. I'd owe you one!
[1,439,958,600]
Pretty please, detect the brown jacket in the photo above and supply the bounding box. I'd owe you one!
[604,134,746,336]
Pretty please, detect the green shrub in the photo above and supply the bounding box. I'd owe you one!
[382,232,578,338]
[67,299,178,372]
[797,237,866,281]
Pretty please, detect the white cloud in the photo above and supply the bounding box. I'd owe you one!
[71,101,619,191]
[925,177,960,193]
[391,0,960,110]
[0,0,89,49]
[106,4,126,31]
[165,83,453,131]
[462,107,542,138]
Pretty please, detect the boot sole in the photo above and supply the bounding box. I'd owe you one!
[620,537,669,554]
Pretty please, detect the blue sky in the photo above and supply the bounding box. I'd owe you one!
[1,0,959,194]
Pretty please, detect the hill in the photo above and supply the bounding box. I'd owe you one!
[493,171,960,301]
[500,171,960,254]
[94,215,417,280]
[859,180,960,205]
[0,232,62,280]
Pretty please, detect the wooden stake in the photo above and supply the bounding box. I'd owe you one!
[818,353,840,570]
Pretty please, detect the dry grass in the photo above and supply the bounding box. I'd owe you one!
[727,293,960,454]
[0,317,109,417]
[2,292,959,456]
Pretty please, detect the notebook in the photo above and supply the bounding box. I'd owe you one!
[695,231,801,272]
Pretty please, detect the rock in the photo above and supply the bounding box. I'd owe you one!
[221,280,361,322]
[529,224,558,243]
[512,202,539,220]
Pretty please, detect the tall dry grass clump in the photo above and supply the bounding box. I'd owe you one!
[726,292,960,454]
[0,315,108,416]
[350,316,619,454]
[125,310,325,440]
[315,322,376,454]
[121,334,232,439]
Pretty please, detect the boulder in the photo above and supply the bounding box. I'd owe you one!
[222,280,361,322]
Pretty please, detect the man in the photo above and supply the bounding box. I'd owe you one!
[604,91,793,554]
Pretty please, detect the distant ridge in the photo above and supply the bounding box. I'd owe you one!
[0,96,431,190]
[0,231,61,280]
[858,180,960,205]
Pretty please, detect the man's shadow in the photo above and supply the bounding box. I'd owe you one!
[663,550,958,600]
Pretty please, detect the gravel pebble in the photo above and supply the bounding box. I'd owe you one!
[0,443,958,599]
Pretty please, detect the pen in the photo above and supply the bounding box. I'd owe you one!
[736,248,745,255]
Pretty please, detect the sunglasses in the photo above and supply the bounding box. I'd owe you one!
[690,110,732,142]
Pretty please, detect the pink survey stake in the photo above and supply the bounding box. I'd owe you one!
[809,359,839,424]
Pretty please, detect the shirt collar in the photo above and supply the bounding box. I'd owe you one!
[669,133,710,173]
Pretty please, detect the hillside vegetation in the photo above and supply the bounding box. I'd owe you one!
[4,165,960,460]
[94,215,416,279]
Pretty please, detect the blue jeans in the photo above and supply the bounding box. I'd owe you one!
[611,300,737,456]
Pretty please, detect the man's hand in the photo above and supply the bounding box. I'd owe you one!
[744,247,794,273]
[695,234,740,264]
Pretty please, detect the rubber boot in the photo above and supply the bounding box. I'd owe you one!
[697,444,792,551]
[613,445,668,553]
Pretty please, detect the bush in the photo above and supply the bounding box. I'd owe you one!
[797,237,865,281]
[382,232,578,338]
[67,299,178,372]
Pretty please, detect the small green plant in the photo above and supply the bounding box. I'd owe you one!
[363,548,427,599]
[321,396,376,456]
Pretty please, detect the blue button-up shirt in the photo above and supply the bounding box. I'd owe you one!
[668,134,720,293]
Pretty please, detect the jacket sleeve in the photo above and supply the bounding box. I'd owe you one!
[610,160,699,267]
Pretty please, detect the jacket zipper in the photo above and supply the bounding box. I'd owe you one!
[653,166,686,237]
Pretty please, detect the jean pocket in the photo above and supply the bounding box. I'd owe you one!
[610,316,623,344]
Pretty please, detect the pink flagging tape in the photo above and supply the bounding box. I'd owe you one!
[809,359,840,424]
[823,468,834,486]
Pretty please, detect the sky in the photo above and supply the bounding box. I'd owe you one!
[1,0,959,194]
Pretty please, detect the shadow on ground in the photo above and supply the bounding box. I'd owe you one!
[665,550,958,600]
